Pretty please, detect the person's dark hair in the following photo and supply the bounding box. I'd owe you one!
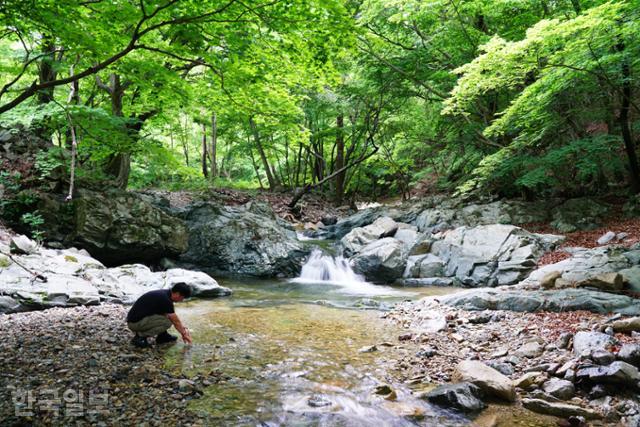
[171,282,192,298]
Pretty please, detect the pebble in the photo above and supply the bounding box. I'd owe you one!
[0,304,211,425]
[384,298,640,423]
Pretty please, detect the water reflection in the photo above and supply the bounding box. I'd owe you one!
[164,280,555,426]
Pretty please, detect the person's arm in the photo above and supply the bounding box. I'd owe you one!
[167,313,192,344]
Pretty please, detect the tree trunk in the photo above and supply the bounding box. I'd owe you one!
[294,142,303,188]
[210,112,217,180]
[182,115,190,166]
[105,153,131,189]
[335,114,345,205]
[249,147,264,190]
[201,123,208,178]
[36,39,58,104]
[617,39,640,193]
[288,144,380,209]
[96,73,130,188]
[249,116,277,190]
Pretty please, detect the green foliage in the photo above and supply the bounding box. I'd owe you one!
[0,170,44,240]
[20,212,45,242]
[1,0,639,201]
[445,1,640,196]
[35,146,66,180]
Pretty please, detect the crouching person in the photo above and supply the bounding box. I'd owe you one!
[127,282,193,348]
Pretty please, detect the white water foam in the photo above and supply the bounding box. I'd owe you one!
[291,250,409,296]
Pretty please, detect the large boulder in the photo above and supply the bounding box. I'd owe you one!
[524,246,637,289]
[426,225,561,287]
[38,190,189,266]
[403,254,446,279]
[340,216,399,257]
[0,236,231,312]
[550,198,609,233]
[350,238,407,283]
[178,201,308,277]
[414,199,559,233]
[440,288,640,315]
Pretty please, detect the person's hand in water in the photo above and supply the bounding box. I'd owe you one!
[182,328,193,345]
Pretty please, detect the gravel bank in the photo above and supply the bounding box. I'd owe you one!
[0,305,218,426]
[384,298,640,424]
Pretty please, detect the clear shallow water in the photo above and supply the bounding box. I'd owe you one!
[164,279,558,426]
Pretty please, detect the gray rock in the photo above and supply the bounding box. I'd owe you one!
[597,231,616,245]
[0,245,231,312]
[485,361,514,376]
[524,246,631,290]
[424,382,486,413]
[307,395,332,407]
[576,361,640,386]
[393,228,420,249]
[550,198,609,233]
[415,347,437,358]
[163,269,231,298]
[340,216,399,257]
[0,295,22,313]
[556,360,576,377]
[573,331,617,357]
[9,235,38,255]
[522,398,598,419]
[178,379,196,392]
[468,312,493,324]
[542,378,575,400]
[428,224,551,287]
[178,201,307,277]
[396,277,454,287]
[591,350,615,365]
[588,384,609,399]
[620,267,640,292]
[61,190,189,265]
[350,238,407,282]
[440,288,640,316]
[618,344,640,367]
[403,254,444,279]
[453,360,516,401]
[515,341,544,358]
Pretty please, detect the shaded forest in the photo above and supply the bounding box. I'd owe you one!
[1,0,639,210]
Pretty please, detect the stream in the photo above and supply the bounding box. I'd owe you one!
[164,274,558,426]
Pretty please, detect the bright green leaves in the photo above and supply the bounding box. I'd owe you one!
[444,1,640,195]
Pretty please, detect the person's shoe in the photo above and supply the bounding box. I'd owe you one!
[131,334,151,348]
[156,331,178,345]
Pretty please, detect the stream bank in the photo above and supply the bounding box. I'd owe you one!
[0,280,562,426]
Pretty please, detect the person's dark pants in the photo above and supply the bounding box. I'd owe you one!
[127,315,172,337]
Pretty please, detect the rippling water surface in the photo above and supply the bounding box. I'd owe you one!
[165,279,557,426]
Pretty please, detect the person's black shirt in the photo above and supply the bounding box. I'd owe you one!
[127,289,175,323]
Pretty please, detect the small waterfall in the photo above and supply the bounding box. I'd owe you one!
[297,250,367,285]
[292,250,407,296]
